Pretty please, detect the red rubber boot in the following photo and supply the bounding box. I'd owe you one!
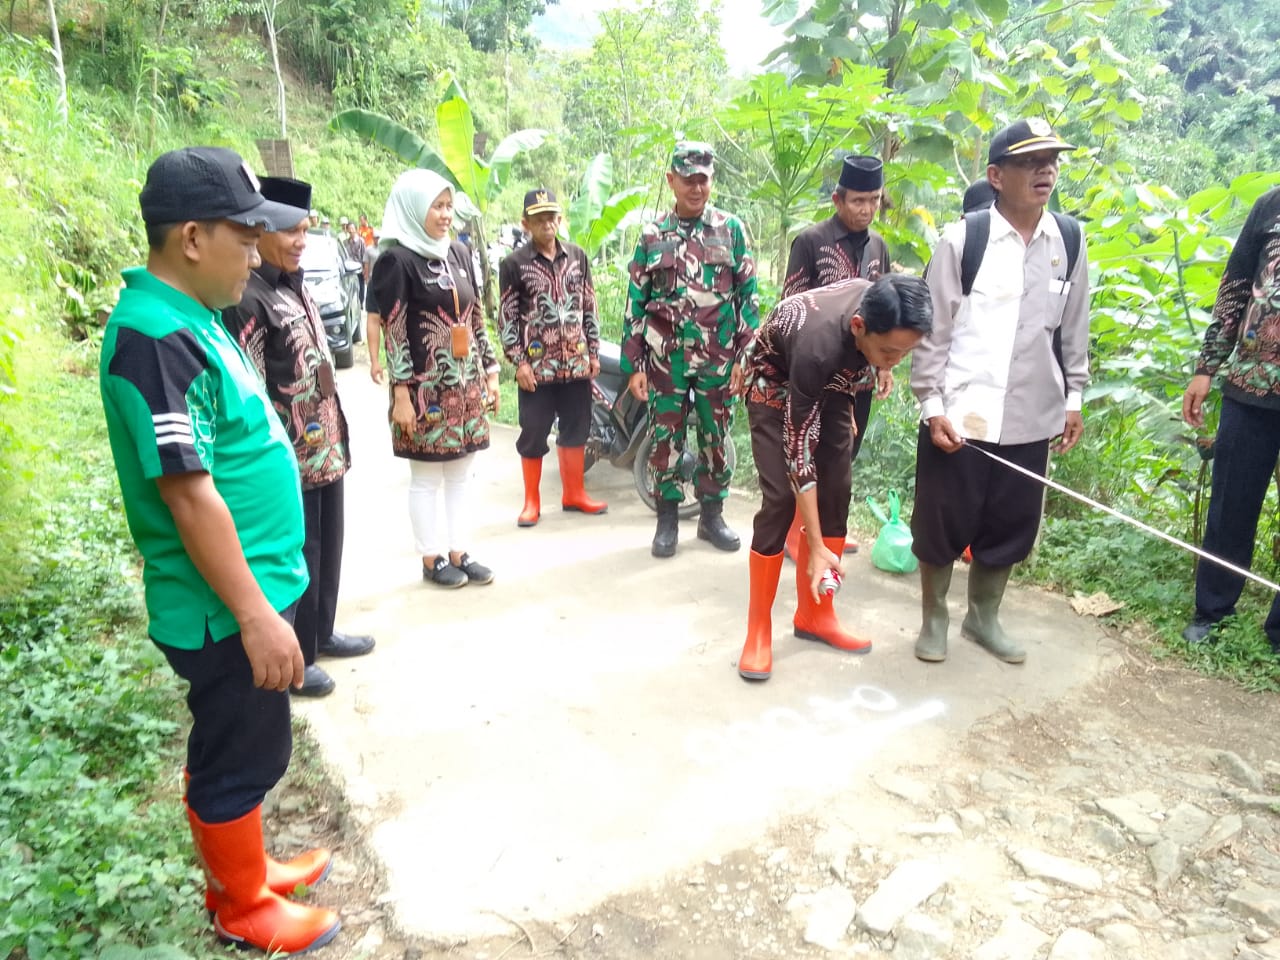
[558,446,607,514]
[518,457,542,527]
[188,805,341,954]
[792,536,872,653]
[739,550,785,680]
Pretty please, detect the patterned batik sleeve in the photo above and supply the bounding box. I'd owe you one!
[621,236,651,375]
[370,252,414,384]
[105,326,215,479]
[782,233,813,299]
[1196,194,1273,376]
[222,296,268,382]
[730,218,761,357]
[497,254,525,368]
[466,252,500,375]
[581,253,600,358]
[783,382,823,492]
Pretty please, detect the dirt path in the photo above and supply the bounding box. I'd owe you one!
[263,363,1280,960]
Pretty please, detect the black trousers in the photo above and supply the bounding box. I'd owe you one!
[159,604,296,823]
[1195,395,1280,644]
[516,379,592,459]
[911,425,1049,567]
[749,398,854,554]
[293,477,345,665]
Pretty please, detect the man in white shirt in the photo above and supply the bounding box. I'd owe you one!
[909,118,1090,665]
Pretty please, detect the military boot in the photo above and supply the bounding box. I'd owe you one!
[961,561,1026,663]
[696,498,740,551]
[652,499,679,558]
[914,561,953,662]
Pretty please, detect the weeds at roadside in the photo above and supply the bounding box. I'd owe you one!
[0,346,214,959]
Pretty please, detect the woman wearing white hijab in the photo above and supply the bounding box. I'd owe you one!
[369,168,501,588]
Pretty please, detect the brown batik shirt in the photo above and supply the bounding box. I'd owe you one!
[498,239,599,383]
[223,263,351,490]
[783,216,889,299]
[746,279,874,487]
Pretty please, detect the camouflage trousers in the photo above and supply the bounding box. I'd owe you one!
[646,354,734,503]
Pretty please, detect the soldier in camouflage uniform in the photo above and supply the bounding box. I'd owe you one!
[622,142,759,558]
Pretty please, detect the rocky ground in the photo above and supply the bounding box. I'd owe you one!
[263,628,1280,960]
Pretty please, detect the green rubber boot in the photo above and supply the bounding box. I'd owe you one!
[914,561,953,662]
[961,561,1026,664]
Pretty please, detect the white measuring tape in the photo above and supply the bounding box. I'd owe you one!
[962,440,1280,596]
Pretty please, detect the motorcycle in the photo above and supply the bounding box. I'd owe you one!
[583,341,737,519]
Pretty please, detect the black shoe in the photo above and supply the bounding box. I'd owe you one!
[291,664,336,698]
[652,499,679,558]
[696,498,740,552]
[456,553,494,585]
[424,556,467,588]
[1181,619,1218,645]
[318,631,375,658]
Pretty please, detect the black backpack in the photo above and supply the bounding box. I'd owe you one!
[950,208,1082,387]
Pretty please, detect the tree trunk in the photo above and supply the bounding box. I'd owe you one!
[45,0,68,122]
[264,0,287,138]
[148,0,169,151]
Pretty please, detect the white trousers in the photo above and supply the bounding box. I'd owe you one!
[407,454,473,556]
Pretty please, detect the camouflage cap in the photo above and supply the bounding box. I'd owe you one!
[671,141,715,178]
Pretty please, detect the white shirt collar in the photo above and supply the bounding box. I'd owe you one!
[989,204,1059,243]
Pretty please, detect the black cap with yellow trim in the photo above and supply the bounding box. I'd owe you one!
[988,118,1075,164]
[522,188,560,217]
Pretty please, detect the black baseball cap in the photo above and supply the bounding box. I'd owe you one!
[987,118,1075,164]
[139,146,308,230]
[523,188,560,217]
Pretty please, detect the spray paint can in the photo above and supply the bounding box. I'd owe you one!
[819,568,842,596]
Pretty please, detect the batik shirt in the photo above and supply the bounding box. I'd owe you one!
[621,205,759,376]
[1196,188,1280,409]
[783,216,889,298]
[498,239,599,383]
[223,263,351,491]
[745,279,874,488]
[369,240,499,462]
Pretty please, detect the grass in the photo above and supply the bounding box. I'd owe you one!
[0,336,217,959]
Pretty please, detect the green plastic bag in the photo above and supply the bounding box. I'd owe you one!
[866,490,918,574]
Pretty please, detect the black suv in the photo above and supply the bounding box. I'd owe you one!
[301,235,363,369]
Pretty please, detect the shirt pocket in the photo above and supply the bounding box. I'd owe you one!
[1044,277,1072,330]
[646,239,680,294]
[703,239,734,294]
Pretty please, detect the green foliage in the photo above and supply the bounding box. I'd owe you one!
[566,153,649,257]
[0,341,211,958]
[439,0,559,53]
[560,0,728,186]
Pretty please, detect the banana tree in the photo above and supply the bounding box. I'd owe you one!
[331,70,548,311]
[566,153,649,259]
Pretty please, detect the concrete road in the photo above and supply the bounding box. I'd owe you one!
[297,365,1119,941]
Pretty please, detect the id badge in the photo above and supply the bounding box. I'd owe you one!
[317,360,336,398]
[451,324,471,359]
